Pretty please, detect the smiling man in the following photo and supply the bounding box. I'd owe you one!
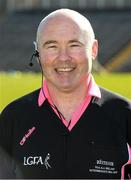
[0,9,131,179]
[36,9,98,122]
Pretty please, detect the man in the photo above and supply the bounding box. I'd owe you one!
[0,9,131,179]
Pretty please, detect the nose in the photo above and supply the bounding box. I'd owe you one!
[58,48,70,61]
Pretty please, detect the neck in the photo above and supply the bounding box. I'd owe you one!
[46,78,90,122]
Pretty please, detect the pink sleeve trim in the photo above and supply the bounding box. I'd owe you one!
[121,145,131,179]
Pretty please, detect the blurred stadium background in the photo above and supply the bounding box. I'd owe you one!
[0,0,131,111]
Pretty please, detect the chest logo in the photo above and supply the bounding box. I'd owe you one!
[89,159,118,174]
[23,153,51,169]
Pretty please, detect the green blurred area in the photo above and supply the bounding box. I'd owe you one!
[0,72,41,112]
[0,72,131,112]
[93,72,131,99]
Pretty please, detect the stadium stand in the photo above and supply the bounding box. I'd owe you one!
[0,9,131,72]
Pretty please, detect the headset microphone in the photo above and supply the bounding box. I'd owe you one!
[29,50,39,66]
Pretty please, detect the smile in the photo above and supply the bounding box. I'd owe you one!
[55,67,75,72]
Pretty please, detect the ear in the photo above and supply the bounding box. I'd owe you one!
[33,41,38,51]
[92,39,98,60]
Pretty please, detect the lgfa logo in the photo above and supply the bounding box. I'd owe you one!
[23,153,51,169]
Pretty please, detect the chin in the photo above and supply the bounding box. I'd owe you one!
[56,84,72,92]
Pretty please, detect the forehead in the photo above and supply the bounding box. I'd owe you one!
[39,16,83,38]
[37,13,94,45]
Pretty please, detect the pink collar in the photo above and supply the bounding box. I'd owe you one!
[38,74,101,131]
[38,74,101,107]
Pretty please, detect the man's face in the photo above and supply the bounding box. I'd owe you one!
[38,16,97,93]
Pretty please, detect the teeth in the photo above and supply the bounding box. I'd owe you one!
[56,68,74,72]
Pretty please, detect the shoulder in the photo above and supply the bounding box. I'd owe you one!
[98,87,131,109]
[0,89,40,117]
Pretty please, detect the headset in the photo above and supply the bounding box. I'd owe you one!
[29,41,39,66]
[28,41,71,127]
[28,41,97,128]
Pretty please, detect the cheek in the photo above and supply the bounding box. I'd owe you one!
[75,51,92,73]
[73,51,89,65]
[40,52,58,65]
[72,48,89,59]
[39,53,51,67]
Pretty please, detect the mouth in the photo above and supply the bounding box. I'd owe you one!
[55,67,76,73]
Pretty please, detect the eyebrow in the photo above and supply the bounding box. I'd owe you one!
[43,40,57,47]
[43,39,84,47]
[69,40,80,43]
[68,39,84,46]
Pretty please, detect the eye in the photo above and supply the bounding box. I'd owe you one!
[70,43,81,47]
[47,45,57,49]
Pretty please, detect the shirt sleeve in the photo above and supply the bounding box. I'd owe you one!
[0,104,14,156]
[127,100,131,147]
[0,104,17,178]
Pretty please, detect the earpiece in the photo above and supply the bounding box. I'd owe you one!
[29,50,39,66]
[29,41,39,66]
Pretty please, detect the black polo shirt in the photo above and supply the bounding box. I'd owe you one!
[0,87,131,179]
